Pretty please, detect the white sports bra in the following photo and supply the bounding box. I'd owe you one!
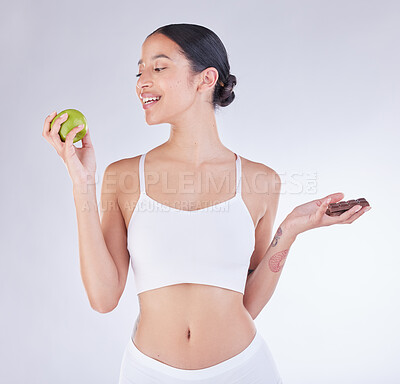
[127,152,256,295]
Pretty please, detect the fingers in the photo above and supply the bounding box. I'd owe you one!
[331,204,364,223]
[47,112,69,152]
[65,124,85,147]
[81,125,92,148]
[315,193,343,207]
[42,111,57,137]
[49,112,68,140]
[325,192,345,204]
[341,205,372,224]
[316,197,332,219]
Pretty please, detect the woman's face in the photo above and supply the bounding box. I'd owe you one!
[136,33,201,125]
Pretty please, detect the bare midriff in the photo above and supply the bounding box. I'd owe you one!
[116,152,269,370]
[133,283,257,370]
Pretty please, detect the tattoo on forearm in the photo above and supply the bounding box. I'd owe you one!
[268,249,289,273]
[271,226,282,247]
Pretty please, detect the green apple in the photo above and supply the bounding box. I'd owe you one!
[50,109,87,143]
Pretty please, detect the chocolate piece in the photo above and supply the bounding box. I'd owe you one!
[325,198,370,216]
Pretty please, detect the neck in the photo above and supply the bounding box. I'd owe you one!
[163,103,229,166]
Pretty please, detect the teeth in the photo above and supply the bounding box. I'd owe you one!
[143,96,160,104]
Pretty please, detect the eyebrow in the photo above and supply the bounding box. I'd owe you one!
[137,54,172,66]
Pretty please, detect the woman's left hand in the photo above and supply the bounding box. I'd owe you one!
[283,192,371,238]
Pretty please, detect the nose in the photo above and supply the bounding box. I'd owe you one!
[136,81,151,98]
[136,69,153,91]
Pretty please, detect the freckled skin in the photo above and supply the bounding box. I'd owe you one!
[271,226,282,247]
[268,249,289,273]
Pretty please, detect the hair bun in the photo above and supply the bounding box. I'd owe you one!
[217,74,237,107]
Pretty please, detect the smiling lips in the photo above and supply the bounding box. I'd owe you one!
[141,94,162,110]
[142,98,160,109]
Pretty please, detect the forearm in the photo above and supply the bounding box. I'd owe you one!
[243,220,296,320]
[73,183,119,312]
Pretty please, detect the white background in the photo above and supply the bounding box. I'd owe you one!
[1,0,399,383]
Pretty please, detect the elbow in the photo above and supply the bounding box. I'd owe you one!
[90,300,118,314]
[245,306,258,321]
[88,289,121,313]
[243,297,257,321]
[250,310,259,321]
[92,304,117,314]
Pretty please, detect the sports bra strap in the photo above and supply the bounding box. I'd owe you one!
[235,153,241,195]
[139,152,147,194]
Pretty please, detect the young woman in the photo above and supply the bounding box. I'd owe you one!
[42,23,371,384]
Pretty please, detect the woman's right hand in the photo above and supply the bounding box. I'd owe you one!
[42,111,97,186]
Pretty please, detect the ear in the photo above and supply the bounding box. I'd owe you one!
[197,67,219,93]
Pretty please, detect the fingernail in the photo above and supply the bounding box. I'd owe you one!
[61,113,68,118]
[365,206,371,211]
[78,124,84,128]
[327,198,331,204]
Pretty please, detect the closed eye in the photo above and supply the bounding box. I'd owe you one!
[136,68,166,77]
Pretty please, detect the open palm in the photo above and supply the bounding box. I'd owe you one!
[285,192,371,237]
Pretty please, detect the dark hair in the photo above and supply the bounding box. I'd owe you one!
[146,23,236,110]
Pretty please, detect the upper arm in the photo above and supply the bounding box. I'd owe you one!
[248,166,281,275]
[99,161,130,304]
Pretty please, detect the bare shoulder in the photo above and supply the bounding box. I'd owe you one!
[106,155,141,173]
[240,155,281,195]
[103,155,142,187]
[102,155,143,224]
[238,155,281,227]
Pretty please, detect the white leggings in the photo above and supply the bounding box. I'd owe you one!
[118,327,283,384]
